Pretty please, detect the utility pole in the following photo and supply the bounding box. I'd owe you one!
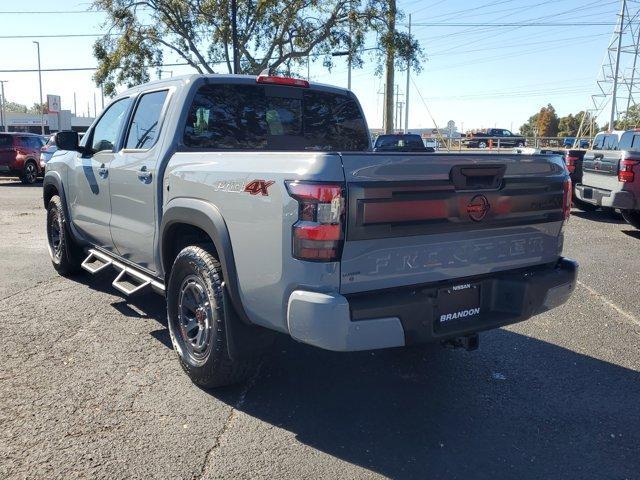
[610,0,626,131]
[100,84,105,110]
[626,12,640,111]
[231,0,240,74]
[404,14,411,133]
[0,80,7,132]
[394,84,400,133]
[384,0,396,134]
[93,92,97,118]
[33,41,45,135]
[347,0,353,90]
[73,92,77,117]
[397,102,404,131]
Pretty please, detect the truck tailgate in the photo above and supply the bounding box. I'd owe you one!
[339,152,567,294]
[582,151,620,192]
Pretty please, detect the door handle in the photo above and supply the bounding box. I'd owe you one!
[137,166,152,183]
[97,164,108,178]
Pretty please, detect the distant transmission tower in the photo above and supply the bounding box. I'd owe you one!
[575,0,640,143]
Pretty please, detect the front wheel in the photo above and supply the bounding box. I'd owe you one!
[515,141,525,147]
[622,210,640,229]
[478,141,487,149]
[46,195,83,275]
[166,246,256,389]
[21,161,38,184]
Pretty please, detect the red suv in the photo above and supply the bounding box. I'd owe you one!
[0,133,46,184]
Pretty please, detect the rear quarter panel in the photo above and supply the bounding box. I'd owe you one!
[164,151,344,333]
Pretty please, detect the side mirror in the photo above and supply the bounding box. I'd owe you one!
[54,131,83,153]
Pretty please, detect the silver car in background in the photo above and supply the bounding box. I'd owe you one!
[40,133,84,170]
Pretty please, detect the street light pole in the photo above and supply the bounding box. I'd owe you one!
[33,41,45,135]
[0,80,7,133]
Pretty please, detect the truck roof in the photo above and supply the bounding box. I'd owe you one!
[117,73,352,98]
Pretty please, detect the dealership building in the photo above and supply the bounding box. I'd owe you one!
[0,111,94,135]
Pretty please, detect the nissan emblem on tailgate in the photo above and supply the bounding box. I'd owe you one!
[467,194,490,221]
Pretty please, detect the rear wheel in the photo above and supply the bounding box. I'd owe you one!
[166,246,256,389]
[478,141,487,149]
[622,210,640,229]
[21,161,38,184]
[515,141,525,147]
[46,195,83,275]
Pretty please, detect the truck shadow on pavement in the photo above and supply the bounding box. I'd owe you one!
[77,273,639,480]
[622,229,640,240]
[219,333,639,479]
[571,209,625,224]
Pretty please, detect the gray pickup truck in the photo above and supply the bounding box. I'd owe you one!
[43,74,577,388]
[575,130,640,228]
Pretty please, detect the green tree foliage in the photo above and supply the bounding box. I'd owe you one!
[519,104,559,137]
[28,103,47,115]
[519,113,539,136]
[615,104,640,130]
[536,104,559,137]
[92,0,423,97]
[558,111,598,138]
[3,101,28,114]
[557,114,577,138]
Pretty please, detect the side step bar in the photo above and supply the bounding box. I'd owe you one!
[81,248,164,296]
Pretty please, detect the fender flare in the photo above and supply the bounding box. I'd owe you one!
[43,171,69,217]
[160,198,251,325]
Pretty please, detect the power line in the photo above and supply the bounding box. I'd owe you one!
[410,22,617,27]
[0,62,200,74]
[0,10,106,14]
[0,33,115,39]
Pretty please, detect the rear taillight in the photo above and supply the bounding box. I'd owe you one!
[257,75,309,88]
[618,158,638,183]
[286,181,345,262]
[563,178,572,220]
[565,154,579,173]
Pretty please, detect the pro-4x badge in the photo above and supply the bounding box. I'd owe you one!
[244,180,275,196]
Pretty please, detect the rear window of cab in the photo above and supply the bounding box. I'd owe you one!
[183,84,370,151]
[592,133,619,151]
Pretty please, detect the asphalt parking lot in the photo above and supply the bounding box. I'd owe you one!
[1,178,639,480]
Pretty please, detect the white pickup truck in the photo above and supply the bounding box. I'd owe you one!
[43,74,578,388]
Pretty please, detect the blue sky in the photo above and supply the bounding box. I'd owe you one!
[0,0,622,132]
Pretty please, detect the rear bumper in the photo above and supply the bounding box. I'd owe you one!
[286,258,578,351]
[575,183,636,209]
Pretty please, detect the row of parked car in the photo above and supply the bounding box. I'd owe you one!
[369,131,639,232]
[564,129,640,229]
[0,132,73,184]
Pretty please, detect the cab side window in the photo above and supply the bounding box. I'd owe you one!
[125,90,168,150]
[619,132,633,150]
[90,98,131,153]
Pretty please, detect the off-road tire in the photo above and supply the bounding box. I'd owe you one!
[46,195,83,275]
[166,246,256,389]
[622,209,640,229]
[21,161,38,184]
[573,197,598,212]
